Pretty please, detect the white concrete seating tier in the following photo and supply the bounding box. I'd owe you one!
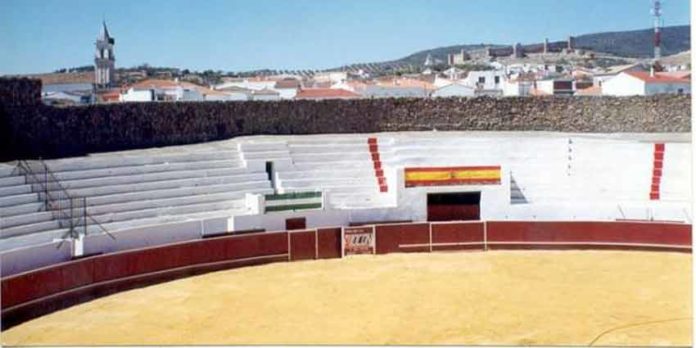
[1,133,691,254]
[280,137,387,208]
[0,143,276,251]
[661,143,692,201]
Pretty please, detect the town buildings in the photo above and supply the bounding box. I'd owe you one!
[34,21,693,105]
[602,70,690,96]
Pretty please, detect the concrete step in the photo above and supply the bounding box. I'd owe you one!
[0,202,44,217]
[1,211,54,229]
[85,187,273,216]
[50,166,252,190]
[0,219,61,239]
[45,151,242,172]
[282,185,377,194]
[277,169,376,179]
[45,159,244,182]
[0,164,18,178]
[242,150,291,160]
[57,173,270,198]
[0,193,39,208]
[0,175,25,188]
[288,144,368,153]
[0,184,32,198]
[294,161,374,170]
[291,152,371,162]
[0,228,68,253]
[51,181,271,212]
[280,178,376,188]
[91,198,250,227]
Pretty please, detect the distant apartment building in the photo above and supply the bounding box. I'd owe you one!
[602,71,691,96]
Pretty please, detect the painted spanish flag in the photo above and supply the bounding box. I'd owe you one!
[405,166,501,187]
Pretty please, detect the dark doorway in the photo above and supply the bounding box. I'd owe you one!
[265,161,275,191]
[286,217,306,230]
[427,192,481,222]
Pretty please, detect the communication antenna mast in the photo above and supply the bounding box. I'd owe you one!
[651,0,663,60]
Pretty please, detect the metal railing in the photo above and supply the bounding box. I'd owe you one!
[15,160,114,246]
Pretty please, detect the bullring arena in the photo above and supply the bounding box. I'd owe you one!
[0,131,693,346]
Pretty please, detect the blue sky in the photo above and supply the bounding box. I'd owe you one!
[0,0,690,74]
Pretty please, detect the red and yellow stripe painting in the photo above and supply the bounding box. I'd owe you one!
[405,166,501,187]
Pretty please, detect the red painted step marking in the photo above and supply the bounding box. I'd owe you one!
[650,143,664,201]
[368,137,387,193]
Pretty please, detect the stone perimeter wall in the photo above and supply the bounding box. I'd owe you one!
[0,78,690,161]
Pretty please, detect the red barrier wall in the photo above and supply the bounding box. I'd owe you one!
[289,230,317,261]
[486,221,691,250]
[2,221,691,330]
[317,228,341,259]
[1,231,291,328]
[431,222,485,251]
[375,223,430,254]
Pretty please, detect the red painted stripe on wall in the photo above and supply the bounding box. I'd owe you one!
[368,137,388,192]
[650,143,664,200]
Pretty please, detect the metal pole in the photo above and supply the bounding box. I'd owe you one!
[83,197,87,237]
[69,198,74,238]
[44,164,48,208]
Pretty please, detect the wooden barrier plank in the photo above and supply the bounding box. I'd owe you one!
[289,230,317,261]
[375,223,430,254]
[317,228,341,259]
[431,222,486,251]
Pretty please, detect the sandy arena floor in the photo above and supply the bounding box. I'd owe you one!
[2,251,692,346]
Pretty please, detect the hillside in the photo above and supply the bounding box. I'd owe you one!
[331,25,690,74]
[574,25,690,58]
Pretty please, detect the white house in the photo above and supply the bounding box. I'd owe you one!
[214,86,252,101]
[273,79,301,100]
[436,72,462,86]
[251,88,281,101]
[362,85,429,98]
[462,70,505,95]
[214,78,277,91]
[431,83,475,98]
[602,71,691,96]
[592,63,643,87]
[120,88,155,102]
[534,78,575,96]
[120,79,205,102]
[41,91,88,105]
[502,79,533,97]
[313,71,348,84]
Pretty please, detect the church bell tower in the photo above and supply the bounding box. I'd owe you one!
[94,21,115,90]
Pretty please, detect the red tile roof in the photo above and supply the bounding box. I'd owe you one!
[274,79,301,89]
[295,88,361,100]
[625,71,691,84]
[575,85,602,96]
